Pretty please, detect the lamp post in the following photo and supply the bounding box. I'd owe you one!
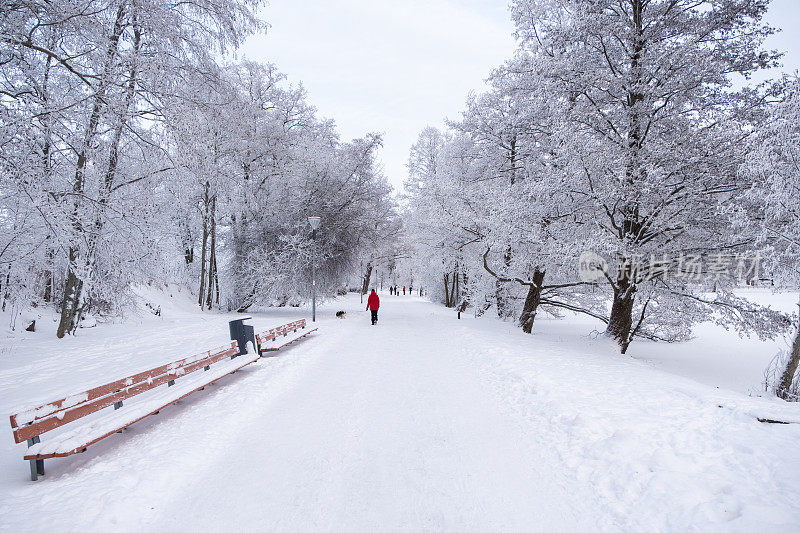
[308,216,321,322]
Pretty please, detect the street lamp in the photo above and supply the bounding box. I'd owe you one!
[308,216,321,322]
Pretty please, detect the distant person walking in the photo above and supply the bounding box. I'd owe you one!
[366,289,380,325]
[403,286,406,295]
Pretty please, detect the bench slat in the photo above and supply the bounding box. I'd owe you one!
[261,328,318,352]
[10,342,238,430]
[255,331,276,344]
[255,319,309,353]
[11,343,238,444]
[23,352,260,460]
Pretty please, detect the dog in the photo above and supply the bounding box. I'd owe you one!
[335,310,347,319]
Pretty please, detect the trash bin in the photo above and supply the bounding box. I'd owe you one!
[229,317,256,357]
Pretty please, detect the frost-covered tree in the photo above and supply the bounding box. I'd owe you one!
[404,0,790,352]
[0,0,265,335]
[503,0,788,352]
[404,127,484,310]
[739,76,800,399]
[455,82,609,333]
[1,0,397,335]
[454,90,528,318]
[166,62,398,311]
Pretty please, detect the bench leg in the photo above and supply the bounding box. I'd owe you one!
[114,401,124,432]
[27,437,43,481]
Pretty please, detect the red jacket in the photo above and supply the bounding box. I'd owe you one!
[367,292,380,310]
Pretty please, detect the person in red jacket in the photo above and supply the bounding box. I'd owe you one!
[366,289,380,325]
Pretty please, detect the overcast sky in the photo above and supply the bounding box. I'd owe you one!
[242,0,800,193]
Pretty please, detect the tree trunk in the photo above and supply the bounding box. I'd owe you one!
[231,202,248,308]
[41,44,55,305]
[183,217,195,265]
[777,316,800,400]
[443,273,451,307]
[213,251,220,306]
[599,0,644,352]
[361,262,373,295]
[606,273,636,353]
[56,5,127,338]
[57,249,83,337]
[449,267,458,308]
[205,197,217,310]
[0,266,7,312]
[509,134,517,186]
[496,247,512,318]
[43,271,52,303]
[75,17,141,317]
[43,244,54,303]
[455,267,460,303]
[519,269,545,334]
[198,202,208,308]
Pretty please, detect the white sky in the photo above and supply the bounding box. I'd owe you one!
[242,0,800,193]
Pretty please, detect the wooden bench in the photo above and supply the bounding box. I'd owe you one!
[255,319,318,355]
[9,341,259,481]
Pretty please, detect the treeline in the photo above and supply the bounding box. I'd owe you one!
[404,0,800,397]
[0,0,398,336]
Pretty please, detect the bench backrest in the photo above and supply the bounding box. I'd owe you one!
[9,341,239,444]
[255,319,306,346]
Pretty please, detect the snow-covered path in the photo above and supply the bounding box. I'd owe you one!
[144,298,598,531]
[2,294,799,531]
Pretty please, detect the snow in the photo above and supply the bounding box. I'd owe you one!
[627,288,800,395]
[0,290,798,531]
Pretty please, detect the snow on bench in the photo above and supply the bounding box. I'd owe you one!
[255,319,317,355]
[9,341,258,481]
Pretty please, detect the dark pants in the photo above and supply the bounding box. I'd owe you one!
[371,310,378,324]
